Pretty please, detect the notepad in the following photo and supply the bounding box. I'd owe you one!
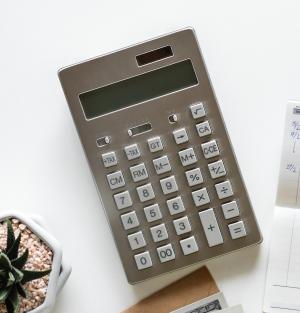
[263,101,300,312]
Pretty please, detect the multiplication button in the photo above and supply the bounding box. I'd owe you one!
[102,151,117,168]
[178,148,197,166]
[134,251,152,270]
[180,236,199,255]
[190,102,206,119]
[107,171,125,190]
[192,188,210,207]
[201,140,220,159]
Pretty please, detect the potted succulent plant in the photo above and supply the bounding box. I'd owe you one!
[0,212,71,313]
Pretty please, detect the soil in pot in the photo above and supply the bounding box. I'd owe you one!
[0,219,53,313]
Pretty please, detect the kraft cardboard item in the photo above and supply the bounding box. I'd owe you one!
[122,266,219,313]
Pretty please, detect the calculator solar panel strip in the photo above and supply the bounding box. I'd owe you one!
[58,28,262,284]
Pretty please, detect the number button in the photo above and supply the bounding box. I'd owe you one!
[160,176,178,195]
[144,204,162,223]
[173,216,192,235]
[113,190,132,210]
[173,128,189,144]
[180,236,199,255]
[196,121,212,137]
[130,163,148,182]
[121,211,139,230]
[222,201,240,219]
[190,102,206,119]
[215,180,233,199]
[153,155,171,175]
[208,160,226,179]
[148,136,163,152]
[201,140,220,159]
[228,221,247,239]
[192,188,210,207]
[101,151,117,168]
[150,223,168,242]
[134,251,152,270]
[178,148,197,166]
[124,144,140,160]
[157,244,175,263]
[136,183,155,202]
[128,231,146,250]
[166,196,185,215]
[107,171,125,190]
[185,168,203,187]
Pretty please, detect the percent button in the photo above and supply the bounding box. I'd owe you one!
[185,168,203,187]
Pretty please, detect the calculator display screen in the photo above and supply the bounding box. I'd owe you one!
[79,59,198,119]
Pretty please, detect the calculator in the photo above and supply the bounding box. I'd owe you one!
[58,28,262,284]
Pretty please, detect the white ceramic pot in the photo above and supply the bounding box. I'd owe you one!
[0,212,71,313]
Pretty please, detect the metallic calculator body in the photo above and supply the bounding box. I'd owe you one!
[59,28,262,284]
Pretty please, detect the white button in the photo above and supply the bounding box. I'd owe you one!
[166,196,185,215]
[148,137,163,152]
[150,223,168,242]
[130,163,148,182]
[192,188,210,207]
[185,168,203,187]
[157,244,175,263]
[222,201,240,219]
[199,209,224,247]
[208,160,226,179]
[102,151,117,168]
[215,180,234,199]
[196,121,212,137]
[190,102,206,119]
[113,191,132,210]
[107,171,125,190]
[228,221,247,239]
[136,183,155,202]
[153,156,171,175]
[160,175,178,195]
[134,251,152,270]
[201,140,220,159]
[180,236,199,255]
[173,128,189,144]
[144,204,162,222]
[128,231,146,250]
[121,211,139,230]
[178,148,197,166]
[124,144,140,160]
[173,216,192,235]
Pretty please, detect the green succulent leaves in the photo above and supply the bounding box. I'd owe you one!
[0,219,52,313]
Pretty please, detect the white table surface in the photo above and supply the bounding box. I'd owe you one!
[1,1,300,312]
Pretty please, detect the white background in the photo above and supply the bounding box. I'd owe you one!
[0,1,299,312]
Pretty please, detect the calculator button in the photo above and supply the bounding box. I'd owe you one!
[128,231,146,250]
[113,190,132,210]
[185,168,203,187]
[190,102,206,119]
[199,209,224,247]
[134,251,152,270]
[150,223,168,242]
[180,236,199,255]
[173,128,189,144]
[148,136,163,152]
[160,176,178,195]
[166,196,185,215]
[178,148,197,166]
[102,151,117,168]
[196,121,212,137]
[107,171,125,190]
[192,188,210,207]
[137,183,155,202]
[144,204,162,222]
[208,160,226,179]
[173,216,192,235]
[228,221,247,239]
[153,156,171,175]
[130,163,148,182]
[222,201,240,219]
[121,211,139,230]
[124,144,140,160]
[215,180,233,199]
[157,244,175,263]
[201,140,220,159]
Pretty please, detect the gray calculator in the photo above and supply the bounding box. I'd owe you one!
[59,28,262,284]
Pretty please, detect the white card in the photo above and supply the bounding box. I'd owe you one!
[219,305,244,313]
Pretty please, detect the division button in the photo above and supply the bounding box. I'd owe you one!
[173,216,192,235]
[102,151,118,168]
[228,221,247,239]
[180,236,199,255]
[178,147,197,166]
[160,175,178,195]
[173,128,189,144]
[222,201,240,219]
[190,102,206,119]
[128,231,146,250]
[201,140,220,159]
[121,211,139,230]
[153,155,171,175]
[130,163,148,182]
[157,243,175,263]
[134,251,152,270]
[215,180,234,199]
[148,136,163,152]
[196,121,212,137]
[136,183,155,202]
[150,223,168,242]
[208,160,226,179]
[113,190,132,210]
[107,171,125,190]
[185,168,203,187]
[124,143,141,160]
[192,188,210,207]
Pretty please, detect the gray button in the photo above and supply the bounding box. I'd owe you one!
[150,223,168,242]
[102,151,117,168]
[144,204,162,222]
[160,175,178,195]
[173,216,192,235]
[107,171,125,190]
[166,196,185,215]
[136,183,155,202]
